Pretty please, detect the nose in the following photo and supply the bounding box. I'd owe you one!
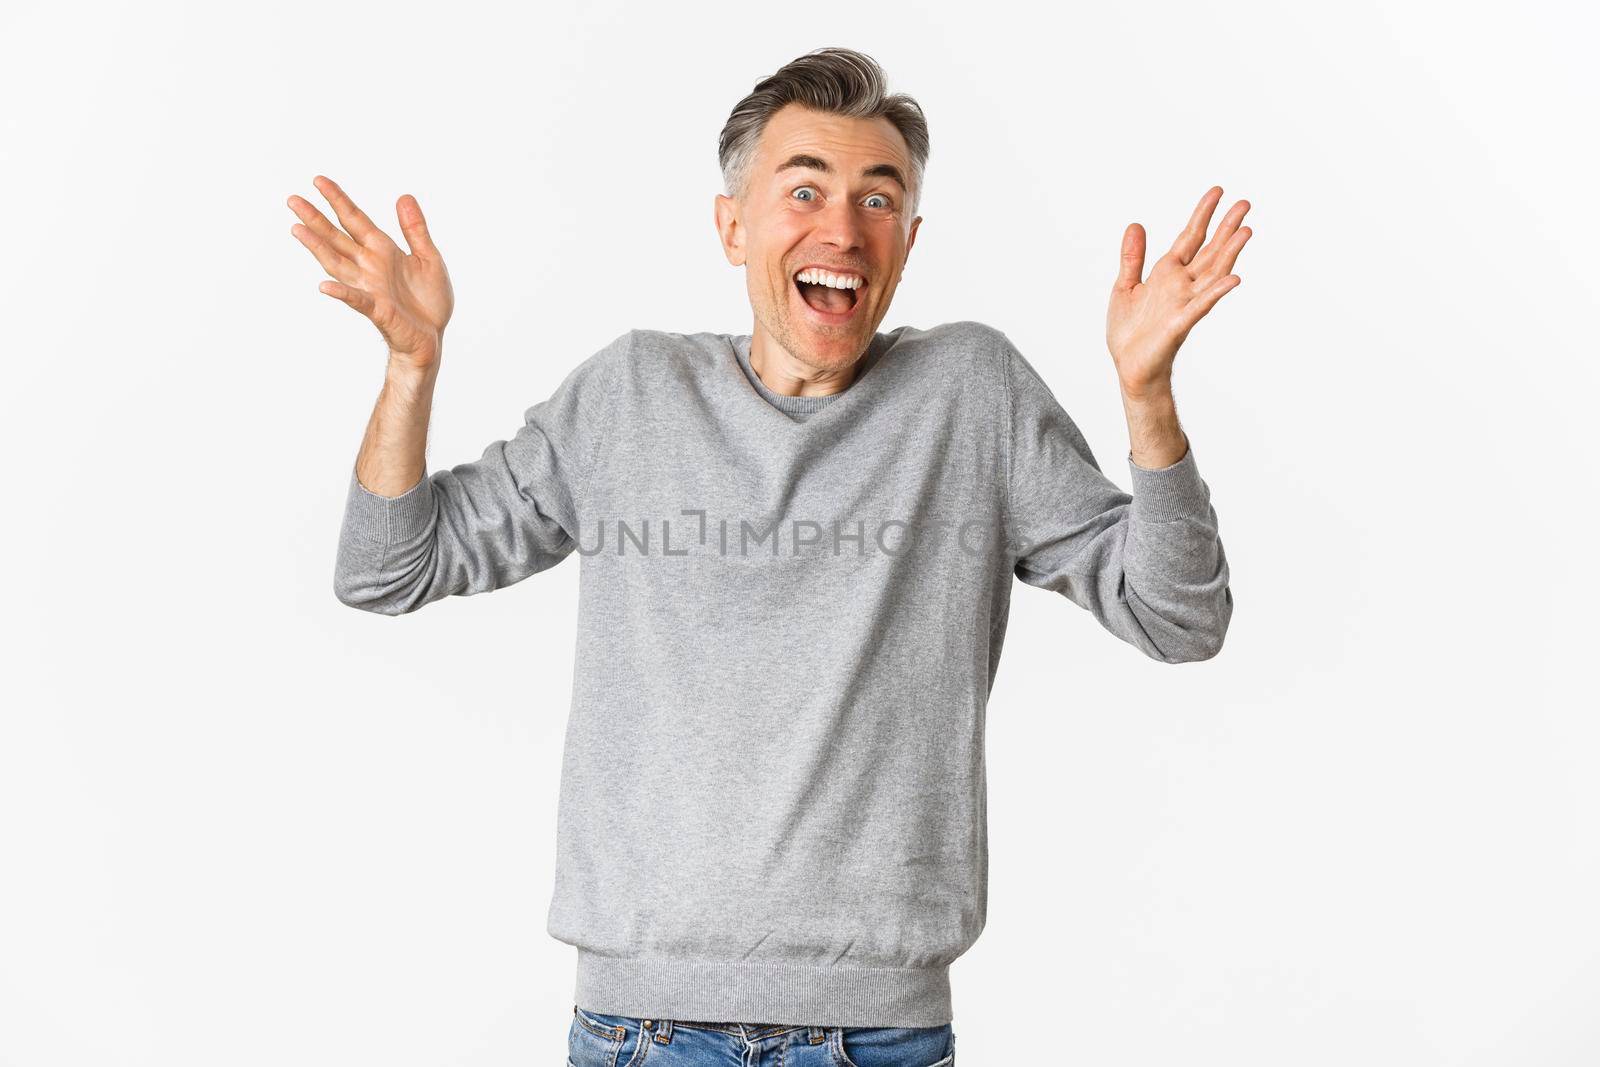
[813,196,867,252]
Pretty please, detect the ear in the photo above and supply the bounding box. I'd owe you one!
[897,215,922,282]
[714,193,745,267]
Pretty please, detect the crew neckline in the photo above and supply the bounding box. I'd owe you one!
[727,333,889,424]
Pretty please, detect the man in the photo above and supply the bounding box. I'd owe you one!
[293,46,1244,1067]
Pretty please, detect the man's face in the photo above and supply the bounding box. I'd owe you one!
[715,103,922,373]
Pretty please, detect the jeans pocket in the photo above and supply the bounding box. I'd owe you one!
[835,1023,954,1067]
[569,1006,647,1067]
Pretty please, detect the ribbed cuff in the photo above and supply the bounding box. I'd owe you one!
[1127,440,1211,523]
[343,463,435,544]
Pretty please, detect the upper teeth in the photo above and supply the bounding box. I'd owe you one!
[796,269,864,290]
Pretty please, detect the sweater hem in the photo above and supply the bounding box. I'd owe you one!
[573,948,953,1028]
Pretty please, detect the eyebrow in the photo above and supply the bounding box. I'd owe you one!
[774,153,908,195]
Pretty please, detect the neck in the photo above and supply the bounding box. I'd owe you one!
[748,322,863,398]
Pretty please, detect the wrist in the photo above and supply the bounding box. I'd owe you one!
[385,352,440,393]
[1117,373,1173,405]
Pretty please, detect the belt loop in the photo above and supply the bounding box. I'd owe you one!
[656,1019,674,1044]
[808,1025,826,1044]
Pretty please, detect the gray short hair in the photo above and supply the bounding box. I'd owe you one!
[718,47,929,217]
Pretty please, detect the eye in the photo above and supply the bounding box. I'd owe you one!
[792,186,818,202]
[865,193,893,210]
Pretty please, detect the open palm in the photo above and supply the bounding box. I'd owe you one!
[1106,186,1252,397]
[288,175,454,370]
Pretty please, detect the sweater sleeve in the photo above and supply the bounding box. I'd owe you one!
[1002,337,1233,663]
[333,330,628,615]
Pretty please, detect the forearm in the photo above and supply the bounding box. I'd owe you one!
[333,335,626,615]
[354,353,441,497]
[1120,379,1188,470]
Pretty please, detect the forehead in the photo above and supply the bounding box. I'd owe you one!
[755,103,912,178]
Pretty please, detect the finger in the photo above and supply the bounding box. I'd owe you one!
[1190,199,1250,272]
[287,193,360,262]
[395,194,441,260]
[1213,225,1252,277]
[1114,222,1146,291]
[313,175,390,250]
[318,280,377,317]
[1181,273,1240,328]
[1190,226,1253,291]
[290,222,362,286]
[1168,185,1224,265]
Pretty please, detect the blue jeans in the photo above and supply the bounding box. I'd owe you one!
[569,1006,956,1066]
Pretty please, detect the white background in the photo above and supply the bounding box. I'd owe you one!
[2,1,1596,1064]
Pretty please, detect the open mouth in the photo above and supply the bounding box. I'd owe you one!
[793,267,865,323]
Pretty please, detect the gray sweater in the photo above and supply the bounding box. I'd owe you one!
[334,321,1233,1027]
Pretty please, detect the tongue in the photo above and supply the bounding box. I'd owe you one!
[800,282,853,314]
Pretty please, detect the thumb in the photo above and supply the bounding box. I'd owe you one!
[396,194,441,259]
[1114,222,1145,291]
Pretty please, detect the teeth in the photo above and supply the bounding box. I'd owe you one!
[796,269,864,290]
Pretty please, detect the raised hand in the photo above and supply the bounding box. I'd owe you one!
[1106,186,1251,398]
[288,175,454,372]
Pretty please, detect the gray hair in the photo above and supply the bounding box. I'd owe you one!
[718,47,929,218]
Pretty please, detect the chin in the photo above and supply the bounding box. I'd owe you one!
[792,328,868,363]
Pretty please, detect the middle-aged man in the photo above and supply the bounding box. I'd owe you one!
[293,46,1245,1067]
